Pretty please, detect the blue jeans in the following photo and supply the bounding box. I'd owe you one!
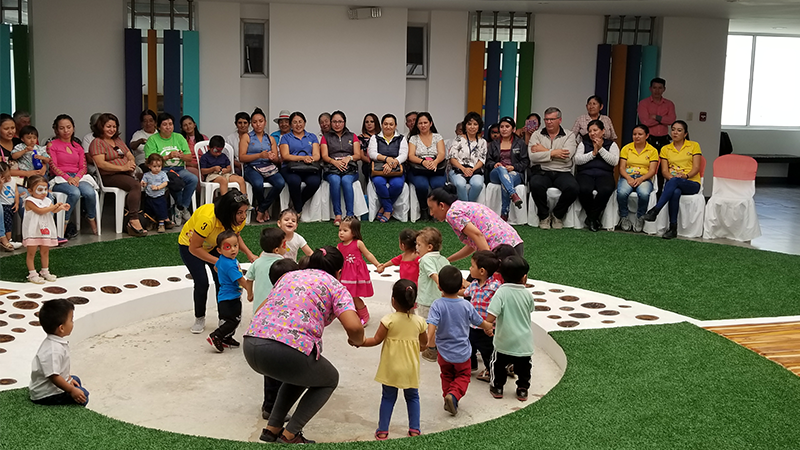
[280,167,321,214]
[167,167,198,210]
[378,385,420,432]
[407,170,446,211]
[31,375,89,406]
[372,175,405,213]
[243,165,285,213]
[326,172,358,217]
[617,177,653,218]
[52,179,97,221]
[449,170,484,202]
[653,177,700,225]
[489,167,522,215]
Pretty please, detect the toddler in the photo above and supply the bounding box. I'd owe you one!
[486,255,535,402]
[0,162,19,251]
[416,227,451,362]
[337,217,381,326]
[426,265,493,416]
[30,298,89,406]
[22,176,69,283]
[245,227,287,314]
[199,135,246,196]
[12,125,51,174]
[207,230,253,352]
[465,250,502,382]
[141,153,171,232]
[356,279,427,440]
[376,228,420,283]
[277,208,312,261]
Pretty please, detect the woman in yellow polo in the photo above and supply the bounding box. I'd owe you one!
[617,124,659,232]
[642,120,702,239]
[179,190,256,333]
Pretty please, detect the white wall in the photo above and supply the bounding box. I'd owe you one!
[532,14,605,127]
[197,2,241,136]
[269,3,408,135]
[31,0,125,138]
[661,16,729,194]
[427,10,469,139]
[405,79,428,121]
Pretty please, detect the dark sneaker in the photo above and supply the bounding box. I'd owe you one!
[277,431,315,444]
[421,347,438,362]
[516,387,529,402]
[222,336,240,348]
[642,208,658,222]
[444,393,458,416]
[207,334,224,352]
[65,223,78,239]
[260,428,281,443]
[489,385,503,399]
[511,192,523,209]
[662,224,678,240]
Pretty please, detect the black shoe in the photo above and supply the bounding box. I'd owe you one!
[489,385,504,399]
[65,222,78,239]
[516,387,529,402]
[662,224,678,240]
[642,208,658,222]
[207,333,224,352]
[585,217,598,232]
[222,336,240,348]
[260,427,282,443]
[593,218,603,231]
[277,431,315,444]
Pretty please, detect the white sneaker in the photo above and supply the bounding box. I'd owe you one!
[552,216,563,229]
[619,216,632,231]
[40,271,57,282]
[27,274,46,284]
[181,208,193,222]
[172,211,183,227]
[191,317,205,334]
[633,217,645,233]
[10,241,22,250]
[539,215,551,230]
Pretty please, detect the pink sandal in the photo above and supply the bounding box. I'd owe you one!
[375,430,389,441]
[408,428,421,437]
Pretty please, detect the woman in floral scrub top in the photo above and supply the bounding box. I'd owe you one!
[427,185,523,263]
[243,246,365,444]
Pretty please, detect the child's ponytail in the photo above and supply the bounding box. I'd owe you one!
[392,279,417,313]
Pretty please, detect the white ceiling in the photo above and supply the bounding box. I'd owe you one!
[223,0,800,34]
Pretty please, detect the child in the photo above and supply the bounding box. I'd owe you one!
[12,125,51,176]
[426,265,493,416]
[141,153,172,233]
[0,162,20,251]
[486,255,535,402]
[277,208,312,261]
[22,176,69,283]
[356,279,427,440]
[337,217,381,326]
[29,298,89,406]
[490,243,518,283]
[465,250,502,382]
[199,135,246,196]
[207,230,253,352]
[376,228,420,283]
[245,227,287,314]
[416,227,451,362]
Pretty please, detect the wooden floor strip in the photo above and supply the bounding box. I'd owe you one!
[706,321,800,376]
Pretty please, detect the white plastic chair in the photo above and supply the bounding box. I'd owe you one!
[95,174,128,234]
[651,156,707,238]
[703,154,761,241]
[484,183,527,225]
[279,180,329,223]
[318,179,369,221]
[54,185,102,237]
[193,140,246,206]
[527,187,580,228]
[366,180,411,222]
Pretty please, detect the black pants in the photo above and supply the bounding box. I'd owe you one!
[211,299,241,339]
[470,328,494,370]
[576,172,616,222]
[143,194,168,222]
[179,245,220,318]
[262,376,283,413]
[529,171,579,220]
[648,134,671,195]
[490,351,532,390]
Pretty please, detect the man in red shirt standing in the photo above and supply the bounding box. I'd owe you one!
[637,77,676,152]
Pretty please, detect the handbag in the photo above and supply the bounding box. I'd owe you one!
[409,158,446,176]
[286,160,321,173]
[166,170,186,193]
[324,159,358,176]
[253,162,279,178]
[371,161,403,177]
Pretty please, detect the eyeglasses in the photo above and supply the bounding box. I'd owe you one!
[544,118,560,122]
[331,120,345,125]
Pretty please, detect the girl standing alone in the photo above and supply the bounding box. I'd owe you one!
[22,176,69,283]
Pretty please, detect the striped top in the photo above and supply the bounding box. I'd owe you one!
[89,138,132,176]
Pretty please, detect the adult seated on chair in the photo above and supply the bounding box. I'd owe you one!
[358,113,380,185]
[486,116,529,222]
[427,185,523,263]
[279,111,322,217]
[642,120,702,240]
[528,107,579,230]
[407,112,446,221]
[89,113,147,236]
[368,114,408,223]
[448,111,487,202]
[48,114,98,238]
[571,95,617,142]
[144,112,198,226]
[240,107,285,223]
[617,124,658,233]
[129,109,157,171]
[320,110,360,225]
[574,119,619,232]
[225,111,250,176]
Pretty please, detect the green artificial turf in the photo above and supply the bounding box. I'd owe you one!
[2,222,798,321]
[2,323,799,449]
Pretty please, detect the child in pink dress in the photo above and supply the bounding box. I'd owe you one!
[337,217,381,326]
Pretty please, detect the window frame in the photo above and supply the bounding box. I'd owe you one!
[406,23,428,79]
[241,19,268,78]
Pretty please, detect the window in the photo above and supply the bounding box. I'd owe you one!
[242,20,266,76]
[470,11,532,43]
[407,25,426,78]
[603,16,654,45]
[128,0,195,32]
[1,0,26,25]
[722,34,800,128]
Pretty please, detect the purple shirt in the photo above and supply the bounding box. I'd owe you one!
[245,269,354,358]
[445,201,523,250]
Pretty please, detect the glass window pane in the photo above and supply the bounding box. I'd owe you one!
[243,22,265,74]
[749,36,800,126]
[512,29,527,43]
[495,28,510,42]
[721,35,753,126]
[479,28,494,42]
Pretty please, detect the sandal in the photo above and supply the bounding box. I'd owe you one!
[333,216,342,227]
[0,240,13,252]
[127,222,148,237]
[375,430,389,441]
[408,428,421,437]
[378,213,390,223]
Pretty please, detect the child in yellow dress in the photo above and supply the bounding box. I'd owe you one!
[353,279,427,440]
